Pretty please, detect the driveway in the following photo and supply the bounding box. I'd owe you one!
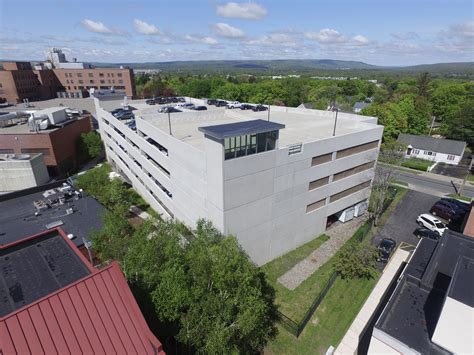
[371,190,439,248]
[430,162,469,179]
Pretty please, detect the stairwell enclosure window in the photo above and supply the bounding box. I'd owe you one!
[224,131,277,160]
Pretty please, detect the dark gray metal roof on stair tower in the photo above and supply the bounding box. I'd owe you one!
[198,119,285,140]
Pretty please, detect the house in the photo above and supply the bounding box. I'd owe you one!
[353,101,370,113]
[95,95,383,265]
[368,230,474,354]
[0,228,165,354]
[398,133,466,165]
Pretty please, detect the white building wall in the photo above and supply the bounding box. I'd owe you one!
[95,98,383,265]
[407,149,461,165]
[0,154,49,192]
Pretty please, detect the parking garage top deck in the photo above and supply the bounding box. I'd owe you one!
[128,101,381,151]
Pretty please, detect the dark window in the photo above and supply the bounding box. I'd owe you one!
[306,199,326,213]
[333,161,375,182]
[329,180,371,203]
[311,153,332,166]
[224,131,276,160]
[88,73,93,78]
[309,176,329,190]
[0,148,14,154]
[336,141,379,159]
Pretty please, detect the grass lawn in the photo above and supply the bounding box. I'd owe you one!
[392,179,409,186]
[468,174,474,184]
[264,186,407,354]
[446,193,472,202]
[401,158,432,172]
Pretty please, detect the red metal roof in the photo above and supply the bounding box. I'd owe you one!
[0,230,165,355]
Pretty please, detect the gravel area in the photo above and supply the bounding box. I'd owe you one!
[278,216,368,290]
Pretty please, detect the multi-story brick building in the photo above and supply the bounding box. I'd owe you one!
[0,109,92,176]
[0,51,135,103]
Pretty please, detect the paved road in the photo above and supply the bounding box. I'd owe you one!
[371,190,439,248]
[395,171,474,198]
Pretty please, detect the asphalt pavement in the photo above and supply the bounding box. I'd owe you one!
[394,170,474,198]
[371,190,439,249]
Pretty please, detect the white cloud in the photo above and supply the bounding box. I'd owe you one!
[184,35,218,45]
[247,32,299,47]
[437,21,474,53]
[390,32,419,40]
[133,19,161,35]
[353,35,369,45]
[211,22,245,38]
[80,19,125,36]
[305,29,345,43]
[448,20,474,38]
[216,2,267,20]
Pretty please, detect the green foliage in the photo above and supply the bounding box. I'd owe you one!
[100,218,280,354]
[444,99,474,147]
[396,94,431,135]
[77,131,103,161]
[75,164,132,215]
[361,102,407,141]
[332,241,378,280]
[401,158,433,172]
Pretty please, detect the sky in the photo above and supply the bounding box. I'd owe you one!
[0,0,473,66]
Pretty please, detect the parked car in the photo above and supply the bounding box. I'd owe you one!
[414,227,441,240]
[145,99,156,105]
[440,198,470,213]
[114,110,134,120]
[240,103,255,110]
[127,120,136,131]
[430,202,456,222]
[416,214,447,235]
[377,238,396,263]
[191,105,208,111]
[181,103,195,109]
[252,104,268,112]
[177,97,186,103]
[207,99,218,105]
[226,101,241,109]
[159,106,181,113]
[215,100,228,107]
[110,108,124,115]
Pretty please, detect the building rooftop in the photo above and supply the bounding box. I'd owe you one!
[398,133,467,156]
[375,230,474,354]
[199,119,285,139]
[0,229,165,354]
[131,103,380,151]
[0,229,92,317]
[0,114,88,134]
[0,182,104,247]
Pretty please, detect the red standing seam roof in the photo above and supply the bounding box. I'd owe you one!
[0,262,165,355]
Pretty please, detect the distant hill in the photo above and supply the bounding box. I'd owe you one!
[91,59,474,77]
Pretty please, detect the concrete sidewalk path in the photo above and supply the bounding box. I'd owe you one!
[277,216,367,290]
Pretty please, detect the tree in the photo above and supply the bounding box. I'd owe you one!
[77,132,103,161]
[430,84,466,122]
[333,241,378,280]
[121,218,279,354]
[370,142,405,225]
[416,72,431,98]
[445,99,474,148]
[361,103,408,142]
[396,94,431,135]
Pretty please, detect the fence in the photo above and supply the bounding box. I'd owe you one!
[276,185,403,337]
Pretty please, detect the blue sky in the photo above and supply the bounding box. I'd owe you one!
[1,0,473,65]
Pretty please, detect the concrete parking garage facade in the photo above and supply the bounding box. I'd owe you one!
[95,98,383,265]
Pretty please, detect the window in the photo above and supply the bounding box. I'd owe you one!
[413,149,420,154]
[21,148,50,156]
[0,148,14,154]
[88,73,93,78]
[90,80,94,84]
[336,141,379,159]
[100,80,105,84]
[333,161,375,182]
[311,153,332,166]
[77,73,82,77]
[78,80,83,84]
[308,176,329,190]
[224,131,277,160]
[447,155,455,161]
[99,73,104,77]
[118,80,124,84]
[329,180,371,203]
[306,199,326,213]
[118,73,122,77]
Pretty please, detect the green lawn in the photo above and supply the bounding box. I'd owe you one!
[446,193,472,202]
[468,174,474,184]
[401,158,432,172]
[263,186,407,354]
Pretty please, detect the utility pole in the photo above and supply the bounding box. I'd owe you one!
[428,115,436,135]
[267,104,270,121]
[168,111,172,135]
[458,155,473,197]
[332,108,339,136]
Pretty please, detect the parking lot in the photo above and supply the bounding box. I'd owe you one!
[371,190,439,248]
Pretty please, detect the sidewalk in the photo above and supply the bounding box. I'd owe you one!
[277,216,367,290]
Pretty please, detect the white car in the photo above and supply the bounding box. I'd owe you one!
[226,101,241,109]
[416,214,447,235]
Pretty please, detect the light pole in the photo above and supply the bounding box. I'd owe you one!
[168,111,172,135]
[332,107,339,136]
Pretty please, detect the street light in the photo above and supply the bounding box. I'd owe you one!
[332,106,339,137]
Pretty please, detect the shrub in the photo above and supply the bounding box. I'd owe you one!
[401,158,432,172]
